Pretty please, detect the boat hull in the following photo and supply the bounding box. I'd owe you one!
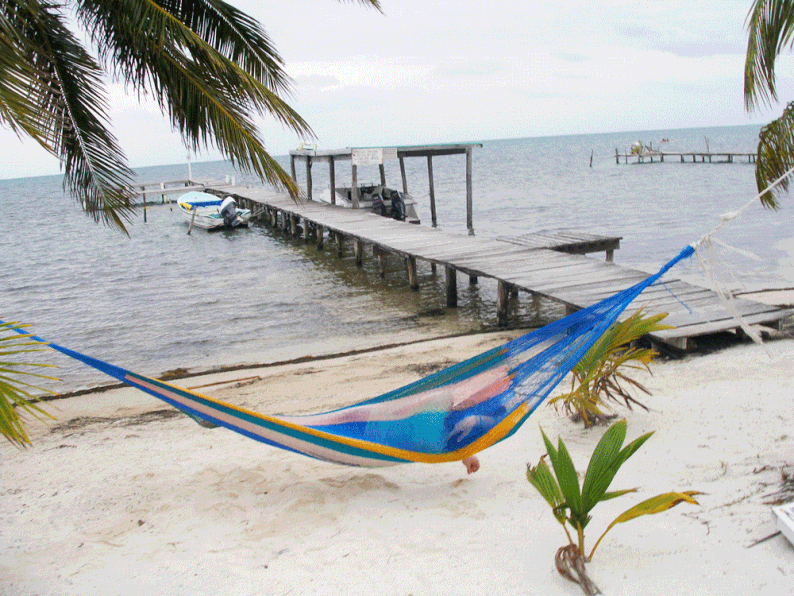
[177,191,252,230]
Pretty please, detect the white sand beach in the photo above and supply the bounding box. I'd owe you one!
[2,331,794,596]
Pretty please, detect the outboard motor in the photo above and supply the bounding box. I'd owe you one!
[220,196,238,227]
[389,190,406,221]
[371,190,388,216]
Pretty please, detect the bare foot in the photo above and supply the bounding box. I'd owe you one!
[462,456,480,474]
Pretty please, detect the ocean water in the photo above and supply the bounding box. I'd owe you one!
[2,124,791,392]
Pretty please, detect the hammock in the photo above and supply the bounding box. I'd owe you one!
[14,246,694,467]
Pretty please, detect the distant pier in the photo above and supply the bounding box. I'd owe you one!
[616,148,757,165]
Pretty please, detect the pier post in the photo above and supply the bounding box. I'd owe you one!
[290,215,297,236]
[290,155,296,182]
[329,158,336,204]
[466,147,474,235]
[497,281,509,327]
[336,232,344,258]
[427,155,438,228]
[399,155,408,194]
[351,164,359,209]
[445,266,457,307]
[305,157,313,200]
[379,163,387,187]
[354,239,363,266]
[316,225,324,249]
[406,256,418,290]
[303,219,310,241]
[615,148,619,165]
[374,245,386,277]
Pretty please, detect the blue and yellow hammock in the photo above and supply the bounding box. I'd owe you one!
[16,246,693,467]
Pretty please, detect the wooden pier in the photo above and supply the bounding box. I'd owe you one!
[129,177,234,203]
[616,149,757,165]
[290,143,481,234]
[211,186,792,351]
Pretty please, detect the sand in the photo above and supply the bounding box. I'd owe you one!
[2,331,794,596]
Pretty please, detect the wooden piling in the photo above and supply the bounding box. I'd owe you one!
[354,239,363,266]
[427,155,437,228]
[406,256,418,290]
[445,266,457,307]
[497,281,509,326]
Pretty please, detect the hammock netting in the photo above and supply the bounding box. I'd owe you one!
[12,246,694,467]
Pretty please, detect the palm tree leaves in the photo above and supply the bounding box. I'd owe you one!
[1,0,135,231]
[744,0,794,208]
[744,0,794,111]
[0,321,57,447]
[753,100,794,209]
[1,0,382,231]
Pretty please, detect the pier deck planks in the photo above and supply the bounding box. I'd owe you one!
[217,186,792,350]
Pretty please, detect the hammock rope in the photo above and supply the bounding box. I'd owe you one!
[6,246,694,467]
[9,165,789,466]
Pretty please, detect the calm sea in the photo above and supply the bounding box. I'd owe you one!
[2,124,791,392]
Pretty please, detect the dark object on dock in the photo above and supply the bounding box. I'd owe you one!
[290,144,482,235]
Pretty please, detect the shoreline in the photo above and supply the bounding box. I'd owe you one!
[42,284,794,401]
[3,332,794,595]
[39,327,532,401]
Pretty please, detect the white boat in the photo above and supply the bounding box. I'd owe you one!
[177,191,252,230]
[318,185,420,224]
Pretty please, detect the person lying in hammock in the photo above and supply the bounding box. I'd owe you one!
[279,362,523,474]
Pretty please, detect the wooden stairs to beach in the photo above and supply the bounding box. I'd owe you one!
[217,186,793,351]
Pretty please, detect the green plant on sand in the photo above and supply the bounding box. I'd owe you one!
[527,419,700,595]
[0,322,57,447]
[549,310,672,428]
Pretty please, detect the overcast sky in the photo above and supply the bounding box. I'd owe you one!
[2,0,793,179]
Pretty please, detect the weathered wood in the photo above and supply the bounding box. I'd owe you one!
[210,185,791,348]
[305,157,312,201]
[406,256,418,290]
[446,266,457,307]
[374,245,386,277]
[497,281,509,326]
[316,224,324,249]
[336,232,344,258]
[329,158,336,205]
[290,155,296,182]
[351,164,359,209]
[399,156,408,194]
[354,239,364,266]
[466,147,474,235]
[427,155,438,228]
[379,163,387,186]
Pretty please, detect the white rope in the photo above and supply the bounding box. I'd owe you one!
[687,165,794,353]
[691,164,794,250]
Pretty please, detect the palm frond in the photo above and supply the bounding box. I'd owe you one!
[744,0,794,110]
[75,0,322,197]
[0,321,56,448]
[754,101,794,208]
[1,0,135,232]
